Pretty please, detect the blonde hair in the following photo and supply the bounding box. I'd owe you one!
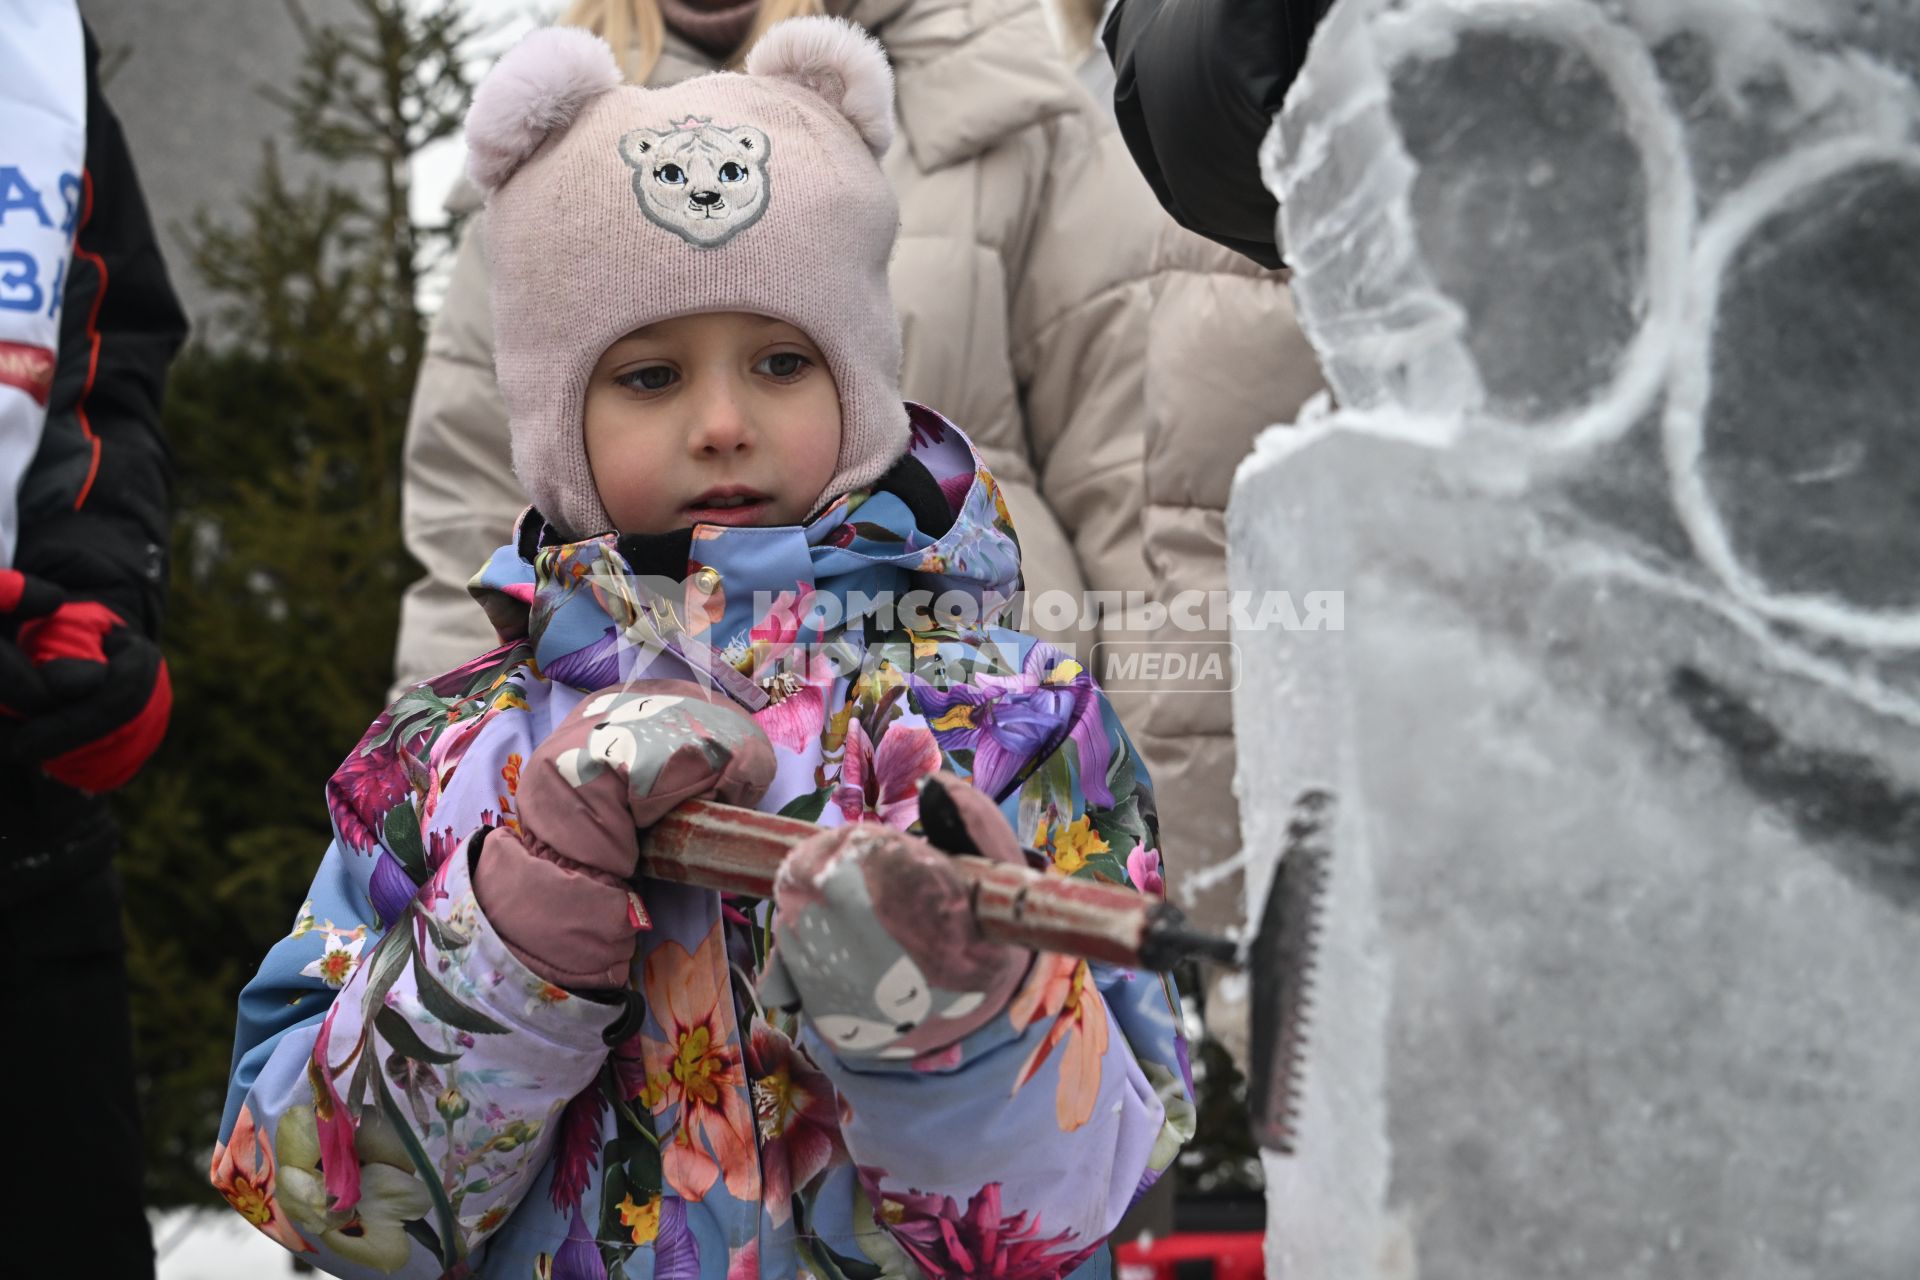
[562,0,828,84]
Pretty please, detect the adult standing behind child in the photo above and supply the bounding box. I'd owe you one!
[1,9,186,1277]
[216,19,1190,1277]
[395,0,1325,1072]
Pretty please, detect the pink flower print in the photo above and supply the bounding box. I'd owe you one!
[938,471,972,512]
[307,1013,362,1212]
[725,1236,759,1280]
[425,826,461,875]
[863,1173,1086,1280]
[747,582,822,662]
[745,1017,847,1225]
[420,702,502,822]
[832,718,940,829]
[1126,845,1164,897]
[548,1084,610,1214]
[906,412,949,450]
[325,732,409,855]
[611,1026,650,1104]
[754,651,838,754]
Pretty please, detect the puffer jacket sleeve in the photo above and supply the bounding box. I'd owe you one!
[212,687,619,1277]
[806,676,1193,1279]
[390,212,528,697]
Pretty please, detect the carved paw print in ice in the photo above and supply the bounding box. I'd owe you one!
[1666,142,1920,640]
[1236,5,1920,1276]
[1269,0,1691,441]
[1265,0,1920,646]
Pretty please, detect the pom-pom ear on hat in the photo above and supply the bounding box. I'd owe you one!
[745,16,895,158]
[466,27,623,192]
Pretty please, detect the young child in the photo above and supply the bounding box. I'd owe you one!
[213,18,1191,1279]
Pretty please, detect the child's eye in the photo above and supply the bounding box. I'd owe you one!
[618,365,676,392]
[755,352,810,380]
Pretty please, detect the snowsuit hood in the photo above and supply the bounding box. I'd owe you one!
[470,403,1024,708]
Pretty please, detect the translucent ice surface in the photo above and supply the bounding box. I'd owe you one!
[1235,2,1920,1276]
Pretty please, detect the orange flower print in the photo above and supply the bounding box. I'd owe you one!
[498,753,523,833]
[525,981,571,1018]
[209,1103,314,1254]
[984,468,1013,529]
[1007,955,1110,1131]
[640,923,759,1203]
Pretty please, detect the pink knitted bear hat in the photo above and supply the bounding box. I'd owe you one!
[465,17,905,540]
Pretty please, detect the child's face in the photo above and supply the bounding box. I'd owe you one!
[583,312,843,535]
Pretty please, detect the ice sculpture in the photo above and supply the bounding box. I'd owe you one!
[1231,2,1920,1275]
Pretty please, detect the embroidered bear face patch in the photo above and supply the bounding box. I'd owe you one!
[618,117,772,248]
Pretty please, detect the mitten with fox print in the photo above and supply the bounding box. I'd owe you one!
[475,681,775,989]
[760,775,1034,1062]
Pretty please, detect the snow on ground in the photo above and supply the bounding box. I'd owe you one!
[152,1208,302,1280]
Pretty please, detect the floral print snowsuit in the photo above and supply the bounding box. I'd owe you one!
[214,409,1195,1279]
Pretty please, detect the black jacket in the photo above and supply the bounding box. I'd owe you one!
[1104,0,1333,270]
[1,24,188,905]
[16,26,187,636]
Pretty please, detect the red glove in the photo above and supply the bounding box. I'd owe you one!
[473,680,776,989]
[0,568,172,794]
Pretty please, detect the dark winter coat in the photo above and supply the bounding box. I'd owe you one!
[0,22,187,907]
[1104,0,1333,269]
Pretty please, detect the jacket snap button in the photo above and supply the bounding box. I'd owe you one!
[693,567,721,593]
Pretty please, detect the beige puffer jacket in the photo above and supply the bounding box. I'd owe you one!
[393,0,1325,1039]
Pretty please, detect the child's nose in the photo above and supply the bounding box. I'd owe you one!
[686,382,751,454]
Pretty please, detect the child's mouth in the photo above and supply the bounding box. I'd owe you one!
[685,492,771,525]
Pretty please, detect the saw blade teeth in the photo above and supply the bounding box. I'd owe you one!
[1250,789,1335,1156]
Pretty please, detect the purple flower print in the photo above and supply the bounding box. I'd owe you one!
[912,642,1113,806]
[545,625,624,690]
